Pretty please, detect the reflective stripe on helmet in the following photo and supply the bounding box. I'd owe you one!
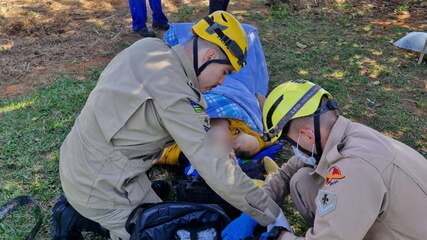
[265,84,322,140]
[203,16,247,67]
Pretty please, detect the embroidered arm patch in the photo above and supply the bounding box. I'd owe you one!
[325,166,345,186]
[316,190,337,216]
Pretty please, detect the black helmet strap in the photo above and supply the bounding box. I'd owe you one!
[314,114,322,162]
[312,99,338,162]
[193,37,200,76]
[278,99,338,164]
[193,36,231,76]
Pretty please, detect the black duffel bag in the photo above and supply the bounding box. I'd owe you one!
[173,178,241,218]
[125,202,230,240]
[173,155,267,219]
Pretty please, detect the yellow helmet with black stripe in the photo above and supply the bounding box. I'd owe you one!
[263,80,336,143]
[192,11,248,72]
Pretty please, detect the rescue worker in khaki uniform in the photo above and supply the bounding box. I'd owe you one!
[59,11,287,240]
[222,80,427,240]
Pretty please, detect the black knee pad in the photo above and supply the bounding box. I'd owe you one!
[51,195,109,240]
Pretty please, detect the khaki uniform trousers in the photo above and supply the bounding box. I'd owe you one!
[70,176,161,240]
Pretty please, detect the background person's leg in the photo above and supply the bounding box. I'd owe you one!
[289,167,321,225]
[149,0,169,30]
[128,0,147,32]
[209,0,230,14]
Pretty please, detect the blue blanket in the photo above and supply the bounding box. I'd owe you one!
[164,23,269,132]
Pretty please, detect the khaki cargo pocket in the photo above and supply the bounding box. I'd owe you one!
[122,173,158,206]
[113,149,153,173]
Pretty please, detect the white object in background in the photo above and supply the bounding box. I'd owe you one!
[393,32,427,64]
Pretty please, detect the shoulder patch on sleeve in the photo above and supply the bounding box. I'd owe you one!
[187,98,204,113]
[316,190,337,216]
[325,166,345,186]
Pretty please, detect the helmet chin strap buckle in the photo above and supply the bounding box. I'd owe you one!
[262,132,272,142]
[262,128,279,142]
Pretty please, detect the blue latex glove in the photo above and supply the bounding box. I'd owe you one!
[183,164,200,177]
[222,213,258,240]
[259,227,287,240]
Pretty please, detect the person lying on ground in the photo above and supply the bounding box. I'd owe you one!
[156,117,272,165]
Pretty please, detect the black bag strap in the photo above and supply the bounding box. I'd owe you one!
[0,195,43,240]
[125,202,155,234]
[126,201,230,236]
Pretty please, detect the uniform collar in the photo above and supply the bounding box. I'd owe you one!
[313,116,351,178]
[172,45,200,90]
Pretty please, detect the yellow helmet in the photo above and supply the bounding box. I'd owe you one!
[192,11,248,71]
[262,80,337,143]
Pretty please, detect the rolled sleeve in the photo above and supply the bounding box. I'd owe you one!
[263,156,306,204]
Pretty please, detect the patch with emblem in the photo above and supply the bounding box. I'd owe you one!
[325,166,345,186]
[316,190,337,216]
[187,98,204,113]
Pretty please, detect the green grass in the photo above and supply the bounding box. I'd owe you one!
[394,4,409,14]
[1,3,426,239]
[259,4,426,153]
[0,76,97,239]
[249,2,426,232]
[174,5,196,22]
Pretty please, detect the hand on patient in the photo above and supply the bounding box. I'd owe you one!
[221,213,258,240]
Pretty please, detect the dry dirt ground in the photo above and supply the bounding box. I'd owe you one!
[0,0,425,98]
[0,0,269,98]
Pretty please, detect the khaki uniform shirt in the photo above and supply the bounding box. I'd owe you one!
[266,116,427,240]
[59,38,281,225]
